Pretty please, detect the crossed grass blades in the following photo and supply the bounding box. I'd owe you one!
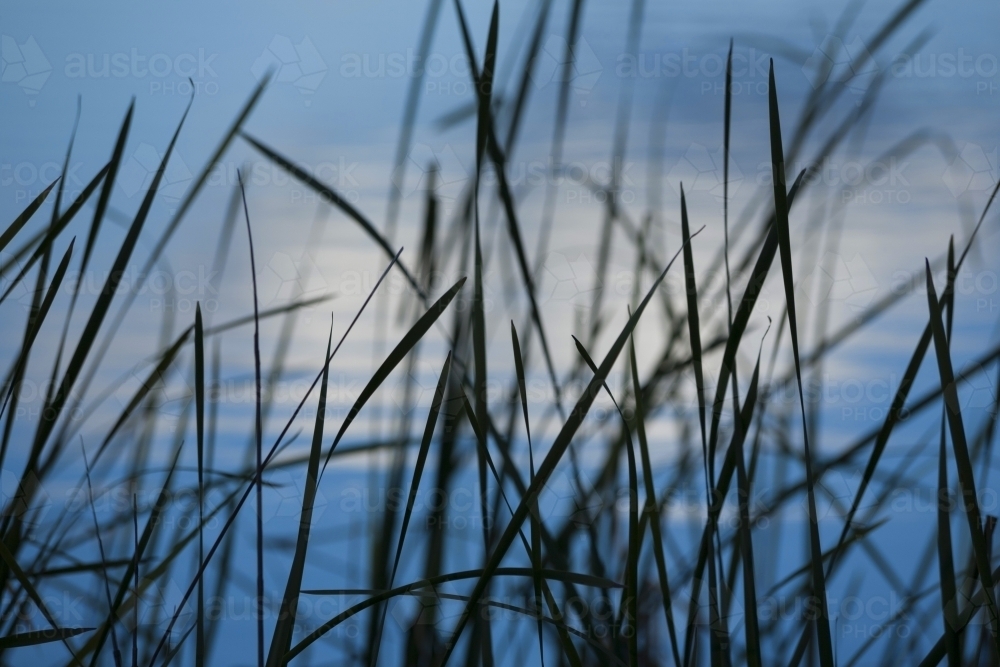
[1,0,999,664]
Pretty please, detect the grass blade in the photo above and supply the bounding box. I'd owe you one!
[200,295,335,338]
[705,168,806,482]
[722,39,734,328]
[0,180,57,254]
[733,332,769,667]
[0,239,75,465]
[473,139,491,553]
[512,322,545,667]
[392,350,453,582]
[384,0,445,236]
[571,336,638,667]
[240,133,425,300]
[937,410,960,666]
[81,445,121,667]
[501,0,553,151]
[628,335,682,667]
[768,61,833,666]
[0,162,109,304]
[475,1,499,171]
[469,104,495,664]
[453,0,566,417]
[194,304,206,667]
[679,184,710,491]
[925,261,1000,644]
[78,100,133,287]
[287,568,621,661]
[320,275,467,478]
[0,628,93,649]
[132,497,138,667]
[236,169,266,667]
[266,323,335,666]
[367,351,453,666]
[936,239,960,667]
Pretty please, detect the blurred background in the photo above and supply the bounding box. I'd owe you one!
[1,0,999,664]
